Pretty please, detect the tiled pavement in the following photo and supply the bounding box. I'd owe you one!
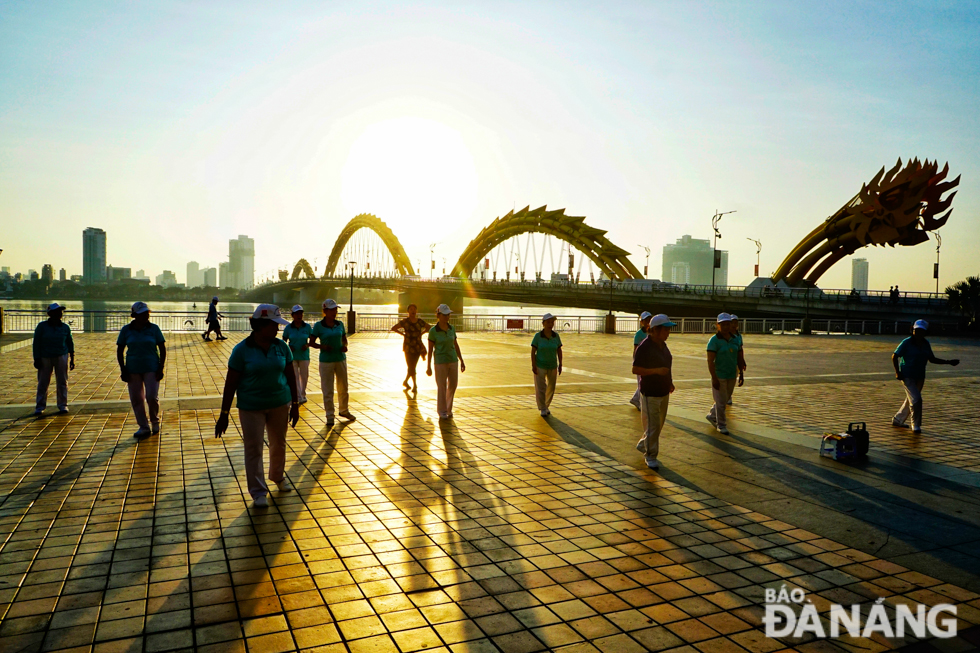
[1,331,979,652]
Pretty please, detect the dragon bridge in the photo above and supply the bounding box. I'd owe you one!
[290,258,316,280]
[325,214,416,277]
[773,158,959,286]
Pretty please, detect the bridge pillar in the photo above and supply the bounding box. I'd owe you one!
[398,289,464,314]
[604,312,617,334]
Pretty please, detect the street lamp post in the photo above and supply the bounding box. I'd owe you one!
[638,245,650,278]
[347,261,356,335]
[934,232,942,296]
[746,238,762,278]
[429,243,437,280]
[711,210,736,296]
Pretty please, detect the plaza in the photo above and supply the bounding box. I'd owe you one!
[0,330,978,653]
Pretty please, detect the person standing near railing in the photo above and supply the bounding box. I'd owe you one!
[426,304,465,419]
[531,313,563,417]
[116,301,167,438]
[203,296,227,341]
[309,299,356,427]
[390,303,430,392]
[706,313,740,435]
[33,302,75,416]
[283,305,313,404]
[727,314,746,406]
[629,312,653,411]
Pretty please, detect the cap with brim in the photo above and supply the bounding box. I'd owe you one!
[639,311,653,321]
[913,319,929,331]
[717,312,733,323]
[291,304,304,314]
[730,314,739,320]
[322,299,339,310]
[649,314,677,328]
[47,302,65,313]
[436,304,452,315]
[131,301,150,314]
[542,313,556,322]
[212,296,218,302]
[252,304,290,326]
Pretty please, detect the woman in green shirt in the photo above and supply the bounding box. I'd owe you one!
[531,313,563,417]
[216,304,300,508]
[116,301,167,439]
[426,304,466,419]
[282,304,313,404]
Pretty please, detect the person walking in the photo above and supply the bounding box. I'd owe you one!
[706,313,740,435]
[215,304,300,508]
[116,301,167,438]
[309,299,356,427]
[33,302,75,416]
[632,314,676,470]
[426,304,465,419]
[629,312,653,410]
[391,304,430,392]
[892,319,959,434]
[531,313,563,417]
[203,296,227,341]
[283,305,313,404]
[727,314,746,405]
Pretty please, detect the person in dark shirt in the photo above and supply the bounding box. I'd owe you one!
[891,319,959,433]
[203,296,227,341]
[33,302,75,416]
[390,304,430,392]
[631,314,676,470]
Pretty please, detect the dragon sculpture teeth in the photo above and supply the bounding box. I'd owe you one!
[772,158,959,287]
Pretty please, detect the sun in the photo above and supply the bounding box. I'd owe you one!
[340,117,479,243]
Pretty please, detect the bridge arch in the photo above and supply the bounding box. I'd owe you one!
[325,214,416,277]
[291,258,316,280]
[452,205,642,281]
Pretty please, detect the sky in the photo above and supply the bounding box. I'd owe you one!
[1,0,978,291]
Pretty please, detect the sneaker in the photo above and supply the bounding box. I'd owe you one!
[202,333,208,341]
[540,410,549,417]
[216,336,228,340]
[277,479,293,492]
[718,427,730,435]
[438,413,449,420]
[891,420,910,429]
[58,408,69,415]
[33,409,43,417]
[727,399,733,406]
[151,422,160,435]
[912,428,922,434]
[298,397,307,404]
[253,495,269,507]
[339,411,356,422]
[705,414,717,426]
[447,412,453,419]
[326,419,335,428]
[645,458,660,470]
[133,427,151,439]
[203,337,213,342]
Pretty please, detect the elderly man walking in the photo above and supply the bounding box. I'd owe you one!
[632,314,676,470]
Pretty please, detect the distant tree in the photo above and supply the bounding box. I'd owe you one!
[946,275,980,329]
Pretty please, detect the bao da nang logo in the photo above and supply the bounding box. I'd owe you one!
[763,586,957,639]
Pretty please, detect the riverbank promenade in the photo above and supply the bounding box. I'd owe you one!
[1,331,979,653]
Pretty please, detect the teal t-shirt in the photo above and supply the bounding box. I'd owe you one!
[428,324,458,364]
[33,320,75,359]
[707,334,740,379]
[312,319,346,363]
[228,337,293,411]
[894,337,934,379]
[633,328,647,347]
[282,322,314,362]
[116,322,166,374]
[531,331,563,369]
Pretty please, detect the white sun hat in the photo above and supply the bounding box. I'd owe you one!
[639,311,653,322]
[649,314,677,328]
[291,304,304,314]
[436,304,452,315]
[717,312,733,323]
[322,299,339,310]
[913,319,929,331]
[251,304,290,325]
[542,313,556,322]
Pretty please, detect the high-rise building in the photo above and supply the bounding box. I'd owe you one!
[59,268,67,282]
[29,270,39,281]
[41,264,54,283]
[202,267,217,287]
[83,227,107,284]
[107,266,132,281]
[662,235,728,287]
[155,270,179,288]
[219,262,230,289]
[186,261,202,288]
[851,258,869,292]
[228,235,255,289]
[134,269,150,281]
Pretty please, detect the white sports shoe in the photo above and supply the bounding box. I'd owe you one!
[706,414,717,426]
[253,495,269,507]
[718,427,730,435]
[277,479,293,492]
[645,458,660,469]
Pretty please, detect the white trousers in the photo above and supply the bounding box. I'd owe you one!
[292,360,310,401]
[534,368,558,411]
[709,378,738,429]
[36,355,69,411]
[434,362,459,417]
[894,378,925,430]
[319,361,348,418]
[638,394,669,460]
[127,372,160,428]
[239,403,289,499]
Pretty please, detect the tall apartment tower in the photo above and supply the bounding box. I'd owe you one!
[187,261,202,288]
[82,227,107,284]
[228,235,255,289]
[661,235,728,287]
[41,264,54,283]
[219,262,230,289]
[851,258,869,292]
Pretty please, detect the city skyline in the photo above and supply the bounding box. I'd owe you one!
[1,2,978,291]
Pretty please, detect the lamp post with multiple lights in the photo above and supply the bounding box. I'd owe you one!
[711,210,736,295]
[347,260,357,335]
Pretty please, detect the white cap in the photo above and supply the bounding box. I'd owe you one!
[730,314,739,320]
[322,299,339,310]
[639,311,653,322]
[131,301,150,314]
[542,313,556,322]
[436,304,452,315]
[251,304,290,325]
[717,312,733,323]
[291,304,304,314]
[649,314,677,328]
[913,319,929,331]
[47,302,65,313]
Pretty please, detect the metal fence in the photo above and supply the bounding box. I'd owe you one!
[0,309,958,336]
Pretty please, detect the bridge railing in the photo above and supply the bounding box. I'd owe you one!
[2,309,959,336]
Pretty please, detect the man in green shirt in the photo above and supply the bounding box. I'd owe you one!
[426,304,466,419]
[283,304,313,404]
[706,313,741,435]
[33,303,75,416]
[309,299,356,426]
[531,313,563,416]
